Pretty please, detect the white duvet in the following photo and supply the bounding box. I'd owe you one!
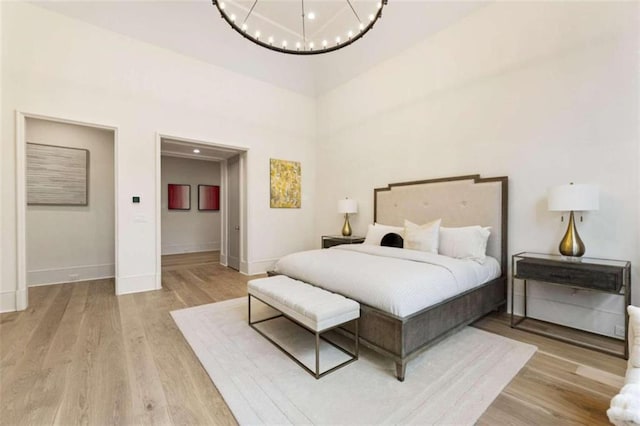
[273,244,501,318]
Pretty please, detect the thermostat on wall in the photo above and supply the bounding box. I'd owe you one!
[132,196,140,203]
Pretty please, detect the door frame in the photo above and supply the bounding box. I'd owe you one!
[155,133,248,288]
[15,111,119,310]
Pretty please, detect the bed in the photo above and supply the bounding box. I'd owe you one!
[274,174,508,381]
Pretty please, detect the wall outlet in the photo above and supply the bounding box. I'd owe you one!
[614,325,626,337]
[69,274,80,281]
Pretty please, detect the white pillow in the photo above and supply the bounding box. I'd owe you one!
[404,219,441,254]
[439,226,491,263]
[363,223,404,246]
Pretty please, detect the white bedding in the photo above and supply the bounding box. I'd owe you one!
[273,244,501,318]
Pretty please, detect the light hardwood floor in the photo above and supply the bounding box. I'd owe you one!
[0,251,627,425]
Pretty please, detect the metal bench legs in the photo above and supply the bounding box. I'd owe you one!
[248,294,359,379]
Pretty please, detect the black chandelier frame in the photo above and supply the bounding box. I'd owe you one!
[211,0,388,55]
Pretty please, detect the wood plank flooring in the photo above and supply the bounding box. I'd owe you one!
[0,251,626,425]
[475,314,626,425]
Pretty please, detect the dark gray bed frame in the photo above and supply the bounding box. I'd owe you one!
[346,174,508,381]
[272,174,508,381]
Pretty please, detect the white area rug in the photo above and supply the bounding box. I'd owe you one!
[171,298,536,425]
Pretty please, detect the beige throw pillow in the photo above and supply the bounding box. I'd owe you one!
[403,219,441,254]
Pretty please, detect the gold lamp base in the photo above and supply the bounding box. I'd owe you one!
[341,214,352,236]
[558,211,585,257]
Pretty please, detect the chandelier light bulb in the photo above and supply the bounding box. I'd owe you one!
[255,30,260,39]
[296,41,301,49]
[309,41,315,49]
[230,13,236,22]
[242,23,248,31]
[322,40,328,48]
[377,2,382,9]
[219,2,225,9]
[268,36,274,44]
[347,30,354,39]
[307,12,315,20]
[335,36,341,44]
[369,14,375,21]
[282,40,288,48]
[359,23,365,31]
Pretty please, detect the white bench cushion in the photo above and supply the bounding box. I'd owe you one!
[248,275,360,332]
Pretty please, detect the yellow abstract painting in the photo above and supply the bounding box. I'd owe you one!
[270,158,301,208]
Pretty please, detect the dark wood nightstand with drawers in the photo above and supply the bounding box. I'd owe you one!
[321,235,365,249]
[511,252,631,358]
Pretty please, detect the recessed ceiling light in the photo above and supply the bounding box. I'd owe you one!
[193,149,200,154]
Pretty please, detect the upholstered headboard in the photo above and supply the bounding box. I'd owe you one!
[374,175,508,274]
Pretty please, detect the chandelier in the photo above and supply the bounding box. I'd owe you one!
[211,0,388,55]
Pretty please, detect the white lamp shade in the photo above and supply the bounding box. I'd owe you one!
[338,198,358,214]
[548,184,599,211]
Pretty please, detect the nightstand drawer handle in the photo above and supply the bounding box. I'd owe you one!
[550,273,572,280]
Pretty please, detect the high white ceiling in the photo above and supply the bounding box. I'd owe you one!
[31,0,486,96]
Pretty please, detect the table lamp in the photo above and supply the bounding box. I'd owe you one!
[547,183,599,257]
[338,198,358,236]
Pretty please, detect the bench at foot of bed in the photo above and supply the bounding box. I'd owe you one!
[247,275,360,379]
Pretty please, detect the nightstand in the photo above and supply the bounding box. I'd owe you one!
[321,235,365,249]
[511,252,631,358]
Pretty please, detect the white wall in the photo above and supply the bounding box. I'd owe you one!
[315,3,639,338]
[161,156,221,255]
[25,118,115,285]
[0,0,4,310]
[1,2,316,310]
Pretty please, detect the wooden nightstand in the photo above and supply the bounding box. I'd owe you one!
[511,252,631,358]
[321,235,365,249]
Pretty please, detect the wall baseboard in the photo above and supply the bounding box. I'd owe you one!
[245,258,279,276]
[161,241,220,255]
[28,263,116,287]
[0,291,17,313]
[116,273,158,295]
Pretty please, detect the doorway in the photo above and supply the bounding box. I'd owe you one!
[155,134,247,285]
[15,112,119,310]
